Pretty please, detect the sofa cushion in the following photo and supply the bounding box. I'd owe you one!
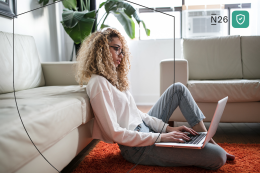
[0,86,93,173]
[183,35,243,80]
[187,79,260,102]
[241,36,260,79]
[0,32,45,94]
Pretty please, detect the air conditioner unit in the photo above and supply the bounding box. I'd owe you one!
[183,9,225,38]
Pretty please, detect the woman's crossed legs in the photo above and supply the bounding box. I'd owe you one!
[119,83,227,170]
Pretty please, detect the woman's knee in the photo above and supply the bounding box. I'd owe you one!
[163,83,188,99]
[170,82,187,92]
[205,144,227,170]
[212,151,226,170]
[169,82,184,88]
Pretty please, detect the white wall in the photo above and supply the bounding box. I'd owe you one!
[0,0,61,62]
[128,39,182,105]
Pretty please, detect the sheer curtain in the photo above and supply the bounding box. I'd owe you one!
[55,2,76,61]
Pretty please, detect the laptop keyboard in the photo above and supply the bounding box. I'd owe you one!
[184,133,207,144]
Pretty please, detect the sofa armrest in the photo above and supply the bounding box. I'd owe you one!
[41,62,79,86]
[160,59,188,95]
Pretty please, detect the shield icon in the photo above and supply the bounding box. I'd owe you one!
[236,14,245,25]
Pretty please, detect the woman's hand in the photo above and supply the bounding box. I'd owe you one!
[166,125,198,136]
[160,131,191,143]
[160,125,199,143]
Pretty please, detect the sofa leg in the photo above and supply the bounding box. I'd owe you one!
[168,121,174,127]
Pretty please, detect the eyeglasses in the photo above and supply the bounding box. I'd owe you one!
[109,46,125,56]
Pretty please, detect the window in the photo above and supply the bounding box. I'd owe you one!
[182,6,229,38]
[138,9,181,40]
[183,0,257,38]
[135,0,182,40]
[97,0,258,40]
[96,0,182,40]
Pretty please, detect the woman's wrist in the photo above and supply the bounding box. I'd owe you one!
[160,133,166,142]
[166,125,173,133]
[166,125,178,133]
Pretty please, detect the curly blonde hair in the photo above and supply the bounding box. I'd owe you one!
[75,28,131,91]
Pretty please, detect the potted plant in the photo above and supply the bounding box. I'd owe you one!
[38,0,150,57]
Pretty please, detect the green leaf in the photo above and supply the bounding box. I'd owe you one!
[61,9,96,44]
[62,9,96,28]
[99,2,106,9]
[100,24,110,29]
[119,2,135,18]
[133,11,150,36]
[141,21,150,36]
[62,0,77,11]
[101,0,149,38]
[105,1,127,14]
[105,1,117,13]
[43,0,49,6]
[38,0,49,6]
[109,0,124,2]
[86,0,90,11]
[133,11,141,24]
[111,10,135,39]
[62,9,78,28]
[61,18,95,44]
[117,2,124,8]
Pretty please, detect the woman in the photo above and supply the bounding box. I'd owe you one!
[75,28,234,170]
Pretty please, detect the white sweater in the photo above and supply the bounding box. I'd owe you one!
[86,74,168,147]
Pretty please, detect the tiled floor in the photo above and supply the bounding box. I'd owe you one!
[61,105,260,173]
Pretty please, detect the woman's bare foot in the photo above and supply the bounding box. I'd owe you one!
[192,121,235,160]
[209,138,235,160]
[226,153,235,160]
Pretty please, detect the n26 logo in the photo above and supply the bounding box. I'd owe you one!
[211,15,228,25]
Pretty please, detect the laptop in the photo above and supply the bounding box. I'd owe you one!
[155,96,228,149]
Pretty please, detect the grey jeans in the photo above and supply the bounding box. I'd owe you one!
[118,83,227,170]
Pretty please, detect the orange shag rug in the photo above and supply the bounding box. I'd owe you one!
[72,141,260,173]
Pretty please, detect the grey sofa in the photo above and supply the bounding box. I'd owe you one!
[160,35,260,123]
